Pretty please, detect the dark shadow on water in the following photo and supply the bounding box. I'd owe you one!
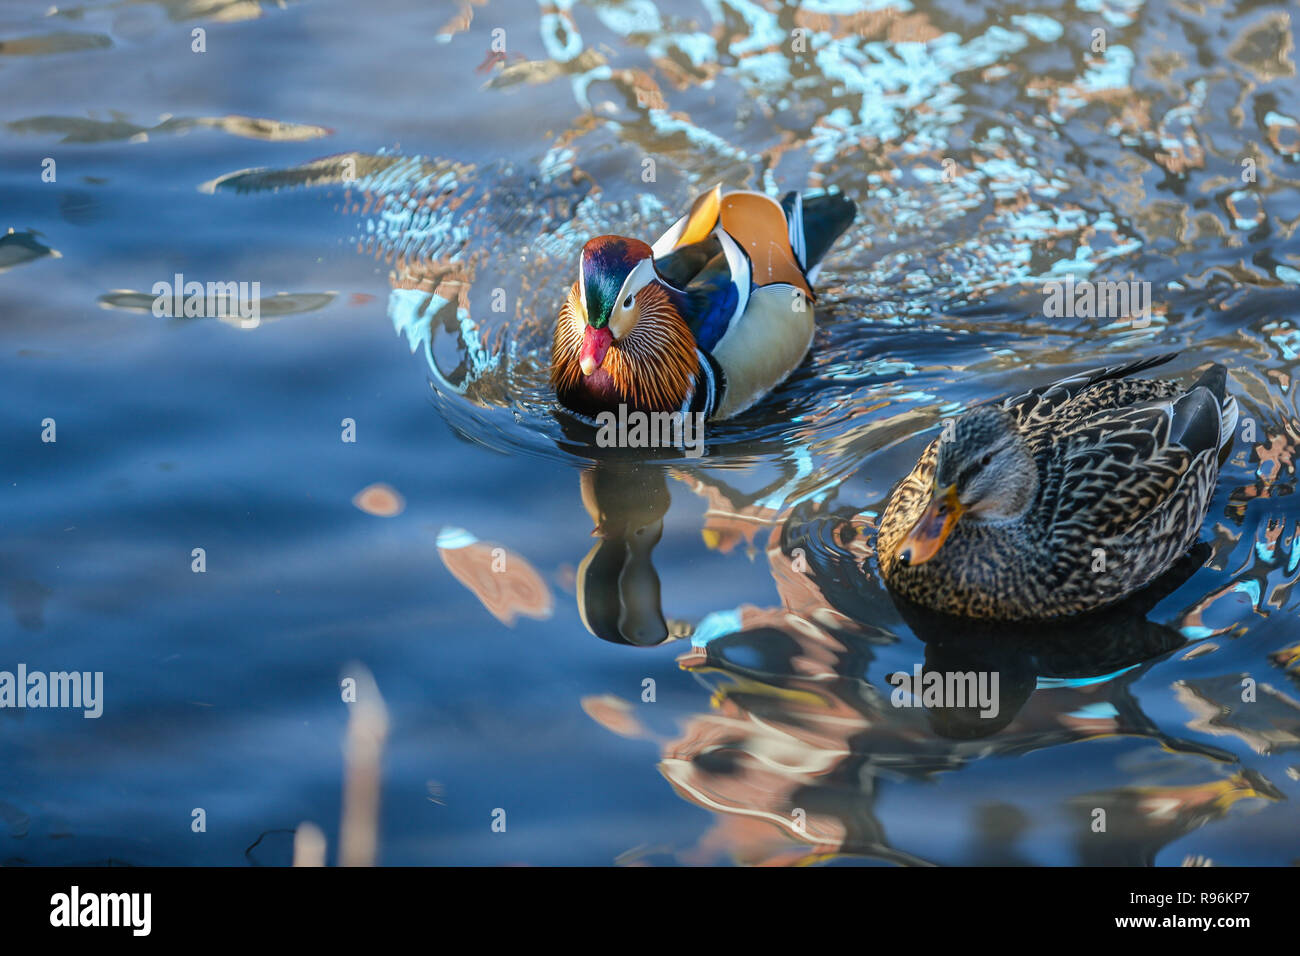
[881,545,1210,739]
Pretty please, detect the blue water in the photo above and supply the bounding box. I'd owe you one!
[2,0,1299,865]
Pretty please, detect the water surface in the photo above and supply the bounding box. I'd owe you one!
[2,0,1299,865]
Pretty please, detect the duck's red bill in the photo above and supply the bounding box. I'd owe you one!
[580,325,613,376]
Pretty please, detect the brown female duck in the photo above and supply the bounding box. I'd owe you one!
[878,354,1237,620]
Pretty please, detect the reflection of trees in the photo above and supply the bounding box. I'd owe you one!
[1070,770,1282,867]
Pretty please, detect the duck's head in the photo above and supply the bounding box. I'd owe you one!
[895,405,1038,567]
[551,235,697,414]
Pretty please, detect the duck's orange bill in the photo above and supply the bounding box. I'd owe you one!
[896,484,964,566]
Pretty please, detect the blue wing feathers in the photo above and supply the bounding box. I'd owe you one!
[687,278,738,352]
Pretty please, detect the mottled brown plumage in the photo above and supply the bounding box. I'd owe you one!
[877,355,1237,620]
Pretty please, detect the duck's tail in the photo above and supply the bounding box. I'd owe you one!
[1172,363,1237,461]
[1189,363,1238,458]
[781,189,857,284]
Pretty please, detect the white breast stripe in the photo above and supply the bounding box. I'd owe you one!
[695,347,717,416]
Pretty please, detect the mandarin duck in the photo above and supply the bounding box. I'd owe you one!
[550,184,856,421]
[877,354,1238,620]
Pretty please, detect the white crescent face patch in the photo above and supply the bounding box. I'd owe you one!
[577,260,588,318]
[607,257,658,339]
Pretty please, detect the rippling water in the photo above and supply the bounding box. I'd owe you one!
[2,0,1298,865]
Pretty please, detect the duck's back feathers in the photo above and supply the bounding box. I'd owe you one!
[679,188,855,412]
[1036,394,1223,610]
[653,234,722,288]
[652,184,857,299]
[1032,360,1233,553]
[1047,399,1201,543]
[715,191,813,295]
[1003,352,1180,427]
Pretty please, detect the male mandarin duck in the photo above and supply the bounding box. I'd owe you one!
[550,184,856,420]
[877,355,1238,620]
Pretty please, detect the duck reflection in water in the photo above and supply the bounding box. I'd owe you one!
[575,472,1283,864]
[574,463,676,647]
[571,446,1205,724]
[569,451,809,647]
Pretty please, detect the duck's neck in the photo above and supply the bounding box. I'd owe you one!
[598,308,699,413]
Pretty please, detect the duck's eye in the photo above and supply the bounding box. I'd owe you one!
[622,294,634,310]
[980,452,993,467]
